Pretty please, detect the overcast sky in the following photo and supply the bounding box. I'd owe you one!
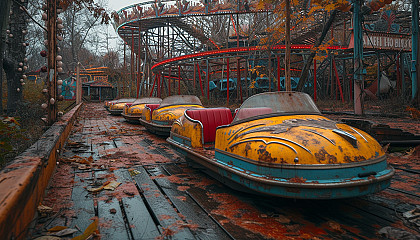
[102,0,141,52]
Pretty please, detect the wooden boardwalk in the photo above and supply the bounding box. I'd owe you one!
[29,103,420,239]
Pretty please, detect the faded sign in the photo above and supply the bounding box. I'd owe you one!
[349,32,412,51]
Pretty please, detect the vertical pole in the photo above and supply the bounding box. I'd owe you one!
[140,21,142,98]
[158,73,161,98]
[123,43,126,97]
[238,58,243,102]
[412,0,419,101]
[207,59,210,100]
[150,74,157,97]
[277,55,280,91]
[245,58,248,98]
[168,68,171,96]
[178,66,181,95]
[377,52,381,96]
[193,62,196,89]
[314,59,317,101]
[396,54,401,95]
[197,63,204,96]
[47,0,57,125]
[227,58,230,105]
[131,30,134,97]
[401,53,406,98]
[353,0,364,115]
[76,62,82,104]
[332,57,344,103]
[285,0,291,91]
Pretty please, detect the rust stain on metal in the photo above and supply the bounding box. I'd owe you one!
[244,142,252,156]
[314,149,338,164]
[257,145,277,162]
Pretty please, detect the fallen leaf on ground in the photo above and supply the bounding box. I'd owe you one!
[34,236,61,240]
[103,181,121,191]
[38,205,53,216]
[48,226,67,232]
[128,169,140,176]
[71,218,98,240]
[53,228,78,236]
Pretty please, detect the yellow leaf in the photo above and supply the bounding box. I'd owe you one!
[48,226,68,232]
[72,219,98,240]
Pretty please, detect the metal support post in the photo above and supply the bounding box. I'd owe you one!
[47,0,57,125]
[353,0,364,115]
[412,0,419,100]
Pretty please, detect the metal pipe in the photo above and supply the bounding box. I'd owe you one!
[412,0,419,100]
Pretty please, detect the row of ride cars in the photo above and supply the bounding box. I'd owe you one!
[104,92,394,199]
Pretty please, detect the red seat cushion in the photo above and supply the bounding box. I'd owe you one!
[146,104,160,113]
[186,108,233,143]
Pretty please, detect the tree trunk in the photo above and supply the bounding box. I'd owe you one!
[297,10,337,91]
[3,0,28,115]
[0,0,12,113]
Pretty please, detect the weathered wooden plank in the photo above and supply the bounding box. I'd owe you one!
[70,171,96,231]
[162,163,266,239]
[114,169,160,239]
[97,199,131,239]
[132,167,195,239]
[148,165,231,240]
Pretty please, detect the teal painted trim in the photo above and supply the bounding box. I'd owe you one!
[216,165,392,199]
[171,135,192,147]
[214,151,389,181]
[152,120,171,126]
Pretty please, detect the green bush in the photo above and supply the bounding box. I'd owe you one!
[0,117,27,167]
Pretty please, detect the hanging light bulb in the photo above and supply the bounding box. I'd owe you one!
[24,58,28,62]
[22,74,27,79]
[9,34,13,38]
[44,40,48,45]
[57,61,63,67]
[50,98,55,104]
[18,68,22,72]
[6,30,10,34]
[17,88,20,92]
[23,66,28,70]
[21,82,25,86]
[41,103,47,108]
[57,47,61,52]
[42,13,47,20]
[56,55,62,61]
[42,88,48,93]
[19,62,23,66]
[57,79,63,85]
[57,67,63,72]
[20,79,24,82]
[57,35,63,41]
[57,18,63,24]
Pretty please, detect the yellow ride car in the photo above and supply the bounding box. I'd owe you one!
[139,95,204,135]
[121,97,162,123]
[107,98,137,115]
[167,91,394,199]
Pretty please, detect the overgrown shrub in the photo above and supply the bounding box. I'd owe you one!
[0,117,27,167]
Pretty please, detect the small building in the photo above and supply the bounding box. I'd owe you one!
[78,67,116,101]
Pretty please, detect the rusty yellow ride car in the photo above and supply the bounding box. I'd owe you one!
[167,91,394,199]
[121,97,162,123]
[107,98,137,115]
[139,95,204,136]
